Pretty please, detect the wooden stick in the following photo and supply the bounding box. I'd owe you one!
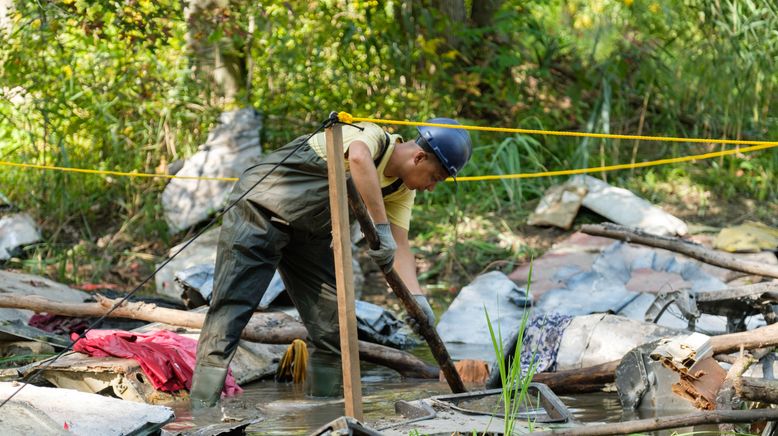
[346,178,467,394]
[531,409,778,436]
[695,281,778,302]
[326,123,363,419]
[710,323,778,355]
[717,346,760,431]
[724,347,754,383]
[0,294,438,379]
[581,223,778,279]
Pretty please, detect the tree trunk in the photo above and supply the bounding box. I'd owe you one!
[471,0,504,28]
[0,294,438,379]
[581,223,778,279]
[0,0,13,33]
[185,0,247,107]
[432,0,467,25]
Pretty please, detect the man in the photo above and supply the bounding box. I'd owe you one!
[190,117,472,406]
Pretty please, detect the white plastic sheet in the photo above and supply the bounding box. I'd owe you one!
[162,108,263,233]
[0,213,41,260]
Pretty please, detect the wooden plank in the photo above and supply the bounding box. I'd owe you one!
[325,124,363,420]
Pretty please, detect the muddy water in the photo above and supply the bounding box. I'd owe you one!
[168,363,453,435]
[168,362,626,435]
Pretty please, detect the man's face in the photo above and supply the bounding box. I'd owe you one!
[405,153,450,192]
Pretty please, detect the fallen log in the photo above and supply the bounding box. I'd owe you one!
[735,377,778,405]
[0,293,306,342]
[532,409,778,436]
[581,223,778,279]
[0,294,438,379]
[532,361,619,394]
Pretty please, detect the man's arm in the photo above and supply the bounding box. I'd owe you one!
[390,223,424,295]
[347,141,387,224]
[392,223,437,333]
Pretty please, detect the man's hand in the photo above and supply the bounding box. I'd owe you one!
[406,294,435,335]
[368,223,397,272]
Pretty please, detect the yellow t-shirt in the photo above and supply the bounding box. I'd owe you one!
[308,122,416,230]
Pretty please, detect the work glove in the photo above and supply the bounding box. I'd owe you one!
[406,294,436,336]
[368,223,396,272]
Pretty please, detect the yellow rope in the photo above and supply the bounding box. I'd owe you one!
[338,112,778,147]
[1,114,775,182]
[455,142,778,181]
[0,160,239,182]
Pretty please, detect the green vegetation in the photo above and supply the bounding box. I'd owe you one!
[0,1,776,289]
[485,264,537,435]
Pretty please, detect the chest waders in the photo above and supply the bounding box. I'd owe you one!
[191,133,399,406]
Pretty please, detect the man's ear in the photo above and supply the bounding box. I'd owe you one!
[412,150,428,166]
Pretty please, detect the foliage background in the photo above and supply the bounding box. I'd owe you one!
[0,0,776,288]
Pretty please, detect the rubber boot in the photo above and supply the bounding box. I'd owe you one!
[304,350,343,398]
[190,365,228,408]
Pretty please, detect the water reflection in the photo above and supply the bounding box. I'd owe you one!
[559,392,624,424]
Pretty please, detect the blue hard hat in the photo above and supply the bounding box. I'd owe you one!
[416,118,473,177]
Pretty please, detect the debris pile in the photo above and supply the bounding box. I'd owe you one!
[425,177,778,434]
[1,174,777,435]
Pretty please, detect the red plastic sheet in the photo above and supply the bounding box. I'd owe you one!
[72,329,242,397]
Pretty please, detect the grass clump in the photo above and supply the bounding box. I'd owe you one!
[484,264,538,435]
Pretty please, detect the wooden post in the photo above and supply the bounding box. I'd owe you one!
[325,123,363,420]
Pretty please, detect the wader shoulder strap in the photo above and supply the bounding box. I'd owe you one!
[373,133,405,197]
[381,178,405,197]
[372,132,390,167]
